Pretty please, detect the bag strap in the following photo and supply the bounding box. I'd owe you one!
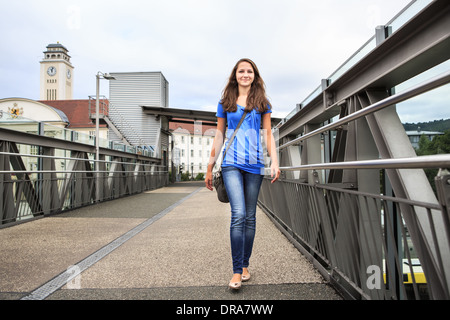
[223,111,247,158]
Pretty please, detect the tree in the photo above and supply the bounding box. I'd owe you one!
[430,130,450,154]
[416,129,450,156]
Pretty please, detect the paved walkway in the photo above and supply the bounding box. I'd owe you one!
[0,181,341,300]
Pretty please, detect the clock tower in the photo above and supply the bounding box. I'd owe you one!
[40,42,74,100]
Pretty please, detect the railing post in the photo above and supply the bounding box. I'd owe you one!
[41,147,59,215]
[0,142,15,224]
[435,170,450,298]
[435,170,450,215]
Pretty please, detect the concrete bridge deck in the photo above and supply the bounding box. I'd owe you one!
[0,181,341,301]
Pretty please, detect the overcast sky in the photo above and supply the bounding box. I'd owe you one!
[1,0,448,123]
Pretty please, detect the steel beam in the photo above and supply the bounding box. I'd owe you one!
[0,127,160,163]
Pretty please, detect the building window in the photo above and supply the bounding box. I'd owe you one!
[47,89,57,100]
[191,150,194,157]
[30,145,39,155]
[191,137,194,144]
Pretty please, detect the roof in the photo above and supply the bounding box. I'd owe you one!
[49,106,70,123]
[39,99,107,129]
[46,43,68,51]
[142,105,282,127]
[142,106,217,122]
[170,122,216,136]
[0,98,70,124]
[406,130,444,135]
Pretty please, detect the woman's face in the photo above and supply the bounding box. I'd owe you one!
[235,61,254,88]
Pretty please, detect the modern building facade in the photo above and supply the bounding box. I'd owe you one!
[108,72,170,159]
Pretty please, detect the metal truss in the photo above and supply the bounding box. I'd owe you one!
[0,135,168,225]
[262,0,450,300]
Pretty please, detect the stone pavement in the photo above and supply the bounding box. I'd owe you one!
[0,181,341,301]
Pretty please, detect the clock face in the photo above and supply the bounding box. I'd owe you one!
[67,69,71,79]
[47,66,57,76]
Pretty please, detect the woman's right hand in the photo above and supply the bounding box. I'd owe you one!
[205,117,226,191]
[205,170,214,191]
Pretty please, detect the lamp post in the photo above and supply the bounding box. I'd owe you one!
[95,71,116,201]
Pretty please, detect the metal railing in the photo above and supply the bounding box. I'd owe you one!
[259,157,449,300]
[0,149,168,225]
[260,76,450,299]
[0,128,168,225]
[1,157,168,224]
[258,0,450,300]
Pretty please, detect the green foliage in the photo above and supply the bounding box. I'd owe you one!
[194,173,205,181]
[403,118,450,132]
[416,129,450,156]
[181,172,191,181]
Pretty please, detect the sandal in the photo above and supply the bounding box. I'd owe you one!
[229,274,242,290]
[242,273,251,282]
[228,280,242,290]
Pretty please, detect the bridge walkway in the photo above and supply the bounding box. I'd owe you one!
[0,181,341,301]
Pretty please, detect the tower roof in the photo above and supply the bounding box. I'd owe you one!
[42,42,71,61]
[46,42,68,51]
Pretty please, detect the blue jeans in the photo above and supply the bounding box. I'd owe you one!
[222,166,264,274]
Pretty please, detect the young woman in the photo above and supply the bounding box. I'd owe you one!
[205,58,280,290]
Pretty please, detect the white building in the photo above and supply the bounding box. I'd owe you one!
[406,129,444,149]
[170,121,216,179]
[0,98,68,128]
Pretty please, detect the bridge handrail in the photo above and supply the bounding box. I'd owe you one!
[280,154,450,171]
[0,134,169,225]
[0,151,166,168]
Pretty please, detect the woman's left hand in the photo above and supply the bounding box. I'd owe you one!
[270,163,281,184]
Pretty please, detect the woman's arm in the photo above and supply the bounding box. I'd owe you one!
[205,117,227,190]
[262,113,280,183]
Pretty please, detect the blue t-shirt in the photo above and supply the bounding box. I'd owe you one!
[216,102,272,174]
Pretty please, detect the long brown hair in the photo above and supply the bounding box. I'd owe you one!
[220,58,271,113]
